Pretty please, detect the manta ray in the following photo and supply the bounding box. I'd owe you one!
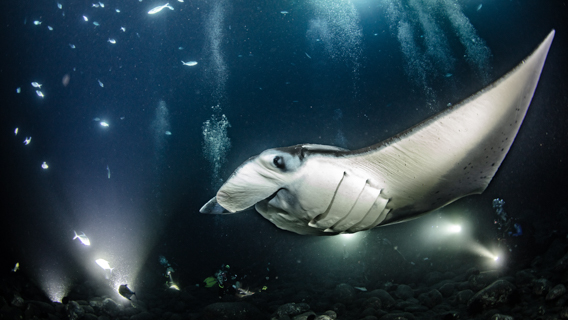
[201,30,555,235]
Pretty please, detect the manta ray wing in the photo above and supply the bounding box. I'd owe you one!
[347,30,555,227]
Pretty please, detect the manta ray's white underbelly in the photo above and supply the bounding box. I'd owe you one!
[256,160,391,235]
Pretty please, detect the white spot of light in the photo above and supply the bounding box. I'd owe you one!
[448,224,462,233]
[340,233,356,240]
[37,268,71,302]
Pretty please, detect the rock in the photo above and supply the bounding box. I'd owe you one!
[173,301,187,312]
[293,311,316,320]
[25,302,42,318]
[490,314,514,320]
[380,312,415,320]
[424,272,443,286]
[366,290,395,309]
[457,290,474,304]
[438,283,455,298]
[82,305,95,314]
[66,301,85,320]
[203,302,263,320]
[130,312,154,320]
[467,280,516,313]
[395,284,414,300]
[418,289,443,309]
[332,303,345,315]
[316,310,337,320]
[394,300,415,310]
[465,267,480,277]
[469,272,499,291]
[84,313,98,320]
[276,303,310,317]
[440,311,460,320]
[361,297,381,310]
[404,305,428,313]
[547,284,567,300]
[28,300,55,314]
[560,307,568,318]
[332,283,355,303]
[456,281,471,291]
[361,308,376,317]
[102,298,120,317]
[11,294,25,308]
[515,269,536,286]
[533,278,552,295]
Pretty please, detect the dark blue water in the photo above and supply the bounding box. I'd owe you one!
[1,0,567,304]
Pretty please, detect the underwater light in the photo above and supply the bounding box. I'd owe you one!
[340,233,355,239]
[448,225,462,233]
[466,242,502,264]
[35,267,71,303]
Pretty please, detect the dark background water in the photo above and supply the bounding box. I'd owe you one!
[0,0,567,301]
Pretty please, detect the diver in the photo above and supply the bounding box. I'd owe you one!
[203,264,242,299]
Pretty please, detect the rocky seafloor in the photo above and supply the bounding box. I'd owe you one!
[3,236,568,320]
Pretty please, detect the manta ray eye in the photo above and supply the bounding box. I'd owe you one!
[273,156,285,170]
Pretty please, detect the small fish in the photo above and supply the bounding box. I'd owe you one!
[165,131,172,135]
[83,15,88,21]
[95,259,113,272]
[36,90,44,98]
[47,26,53,30]
[31,82,42,88]
[73,231,91,245]
[12,263,19,272]
[120,27,126,32]
[107,165,110,179]
[99,2,104,8]
[280,11,289,15]
[177,0,183,2]
[41,161,48,169]
[236,288,255,298]
[178,46,183,50]
[33,20,42,25]
[14,128,18,135]
[92,3,99,7]
[118,284,136,300]
[93,21,100,26]
[100,121,109,127]
[477,4,482,11]
[445,73,453,78]
[305,52,311,59]
[148,3,174,14]
[69,43,76,49]
[24,137,31,145]
[116,8,120,13]
[57,2,62,9]
[16,87,21,93]
[354,287,367,292]
[181,61,197,66]
[98,79,104,87]
[107,38,116,44]
[93,117,101,121]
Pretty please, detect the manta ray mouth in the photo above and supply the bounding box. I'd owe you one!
[216,191,229,203]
